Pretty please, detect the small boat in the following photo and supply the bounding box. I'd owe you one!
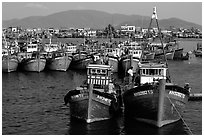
[173,48,184,60]
[166,50,175,60]
[46,51,72,71]
[2,55,18,73]
[2,33,18,72]
[194,42,202,57]
[19,51,46,72]
[194,50,202,57]
[64,64,121,123]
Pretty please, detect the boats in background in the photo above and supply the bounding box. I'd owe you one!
[19,51,46,72]
[46,51,72,71]
[104,47,121,73]
[64,64,122,123]
[2,33,18,73]
[69,51,94,70]
[121,47,142,73]
[2,53,18,73]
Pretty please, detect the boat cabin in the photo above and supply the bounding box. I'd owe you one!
[66,45,77,54]
[128,49,143,59]
[138,62,167,84]
[44,43,59,52]
[2,49,8,56]
[27,44,38,52]
[87,64,114,93]
[105,48,121,57]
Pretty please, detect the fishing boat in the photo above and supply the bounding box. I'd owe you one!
[2,33,18,72]
[69,51,94,70]
[104,48,121,73]
[121,47,142,73]
[19,51,46,72]
[173,48,184,60]
[2,53,18,73]
[143,51,155,60]
[64,64,121,123]
[46,51,72,71]
[122,7,190,128]
[194,42,202,57]
[123,61,190,127]
[166,50,175,60]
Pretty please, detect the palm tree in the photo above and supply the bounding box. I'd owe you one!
[104,24,115,42]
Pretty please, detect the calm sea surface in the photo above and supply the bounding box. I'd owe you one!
[2,40,202,135]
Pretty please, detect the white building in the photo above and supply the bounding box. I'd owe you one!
[121,25,136,32]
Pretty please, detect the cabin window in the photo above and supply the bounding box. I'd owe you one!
[101,69,106,74]
[142,69,145,75]
[97,69,100,74]
[149,69,154,75]
[155,69,158,75]
[91,69,96,74]
[158,69,162,75]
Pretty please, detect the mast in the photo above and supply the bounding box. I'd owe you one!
[147,7,171,82]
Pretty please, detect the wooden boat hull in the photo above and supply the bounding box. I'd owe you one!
[70,58,93,70]
[121,58,139,73]
[20,58,46,72]
[144,52,155,60]
[166,51,175,60]
[2,58,18,72]
[46,56,72,71]
[123,79,189,127]
[108,57,119,73]
[65,87,120,123]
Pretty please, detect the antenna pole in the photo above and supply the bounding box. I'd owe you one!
[149,7,171,82]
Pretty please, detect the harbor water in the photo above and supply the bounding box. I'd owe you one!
[2,40,202,135]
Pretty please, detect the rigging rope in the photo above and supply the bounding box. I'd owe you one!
[167,96,193,135]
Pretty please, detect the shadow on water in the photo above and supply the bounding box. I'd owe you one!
[122,117,189,135]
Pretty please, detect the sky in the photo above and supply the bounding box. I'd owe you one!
[2,1,202,25]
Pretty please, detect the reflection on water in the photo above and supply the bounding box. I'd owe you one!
[123,118,189,135]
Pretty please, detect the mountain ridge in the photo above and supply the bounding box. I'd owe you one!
[2,9,202,30]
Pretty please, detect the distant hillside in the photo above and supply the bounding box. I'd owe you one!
[2,10,202,30]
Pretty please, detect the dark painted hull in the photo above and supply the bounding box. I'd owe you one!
[70,58,93,70]
[143,52,155,60]
[173,48,183,60]
[46,56,72,71]
[108,57,119,73]
[123,80,189,127]
[20,58,46,72]
[194,50,202,57]
[65,88,120,123]
[2,58,18,72]
[166,51,175,60]
[121,58,139,73]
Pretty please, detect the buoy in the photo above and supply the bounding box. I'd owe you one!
[188,93,202,101]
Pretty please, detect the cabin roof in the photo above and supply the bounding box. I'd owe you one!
[139,62,167,68]
[87,64,112,70]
